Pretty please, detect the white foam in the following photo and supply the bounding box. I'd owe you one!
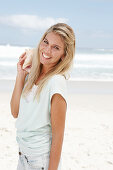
[0,44,31,58]
[0,61,17,66]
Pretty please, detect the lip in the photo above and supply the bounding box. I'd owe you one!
[42,52,51,59]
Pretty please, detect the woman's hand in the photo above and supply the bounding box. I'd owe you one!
[17,52,29,78]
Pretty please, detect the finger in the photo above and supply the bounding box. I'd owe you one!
[19,55,27,62]
[19,56,26,63]
[19,52,26,59]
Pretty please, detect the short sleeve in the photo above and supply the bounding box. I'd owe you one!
[49,75,68,106]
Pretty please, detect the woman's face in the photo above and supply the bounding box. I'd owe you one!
[39,32,65,68]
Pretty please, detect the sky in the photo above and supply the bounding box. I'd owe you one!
[0,0,113,49]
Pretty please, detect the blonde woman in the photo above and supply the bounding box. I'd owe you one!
[10,23,75,170]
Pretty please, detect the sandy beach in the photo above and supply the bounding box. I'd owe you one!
[0,79,113,170]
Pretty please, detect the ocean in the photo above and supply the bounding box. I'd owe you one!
[0,45,113,81]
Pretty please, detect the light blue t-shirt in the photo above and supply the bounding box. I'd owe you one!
[15,74,68,156]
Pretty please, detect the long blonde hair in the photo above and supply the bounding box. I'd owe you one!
[22,23,75,102]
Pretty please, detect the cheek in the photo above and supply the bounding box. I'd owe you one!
[52,50,64,58]
[51,53,62,62]
[39,43,46,50]
[39,44,43,50]
[52,51,59,58]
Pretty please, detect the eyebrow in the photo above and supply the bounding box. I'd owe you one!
[44,38,62,48]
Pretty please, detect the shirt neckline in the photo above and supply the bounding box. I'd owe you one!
[34,84,38,87]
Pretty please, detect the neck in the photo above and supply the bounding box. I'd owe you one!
[41,66,52,75]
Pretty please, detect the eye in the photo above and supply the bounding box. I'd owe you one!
[54,46,59,50]
[43,40,48,44]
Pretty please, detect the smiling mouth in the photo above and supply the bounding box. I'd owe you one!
[42,52,51,59]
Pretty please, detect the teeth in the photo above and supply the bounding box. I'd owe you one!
[43,53,51,59]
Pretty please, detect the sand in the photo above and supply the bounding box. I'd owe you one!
[0,79,113,170]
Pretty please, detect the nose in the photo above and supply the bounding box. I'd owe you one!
[45,45,51,54]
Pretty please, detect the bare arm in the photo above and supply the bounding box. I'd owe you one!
[10,74,26,118]
[10,52,28,118]
[48,94,67,170]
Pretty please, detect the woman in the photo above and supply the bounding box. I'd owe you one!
[10,23,75,170]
